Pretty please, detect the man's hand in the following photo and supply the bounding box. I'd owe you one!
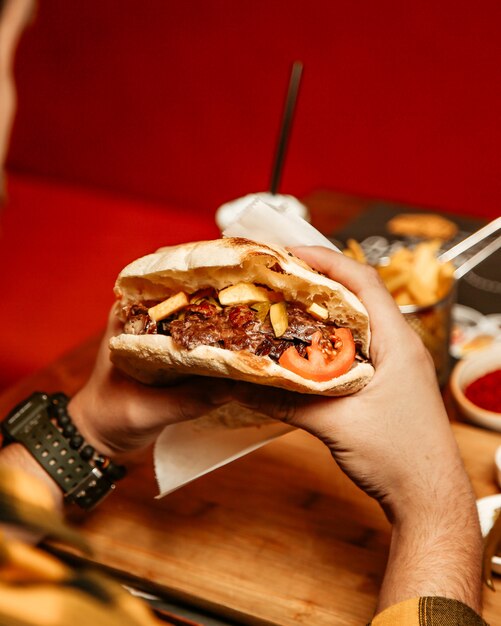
[68,306,235,460]
[233,247,462,516]
[232,246,483,614]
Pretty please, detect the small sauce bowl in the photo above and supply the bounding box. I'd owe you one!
[450,345,501,431]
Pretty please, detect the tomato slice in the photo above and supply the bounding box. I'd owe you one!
[278,328,356,382]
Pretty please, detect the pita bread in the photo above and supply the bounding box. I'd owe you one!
[110,238,374,396]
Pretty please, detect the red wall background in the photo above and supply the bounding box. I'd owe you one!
[7,0,501,219]
[2,0,501,388]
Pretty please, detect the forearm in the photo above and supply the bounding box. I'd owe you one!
[377,483,482,615]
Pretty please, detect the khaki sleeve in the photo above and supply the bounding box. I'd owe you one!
[368,597,488,626]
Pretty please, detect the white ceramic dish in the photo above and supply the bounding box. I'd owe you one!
[450,304,501,359]
[450,345,501,431]
[477,494,501,575]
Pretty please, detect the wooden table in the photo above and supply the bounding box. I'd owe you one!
[1,191,501,625]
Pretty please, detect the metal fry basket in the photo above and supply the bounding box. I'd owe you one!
[399,218,501,385]
[399,286,456,386]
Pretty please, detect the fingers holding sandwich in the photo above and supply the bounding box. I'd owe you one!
[67,307,241,460]
[289,246,413,364]
[231,246,458,522]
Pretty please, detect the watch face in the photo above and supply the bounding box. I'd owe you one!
[3,392,50,441]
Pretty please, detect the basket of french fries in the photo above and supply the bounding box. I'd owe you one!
[344,238,456,385]
[346,215,501,383]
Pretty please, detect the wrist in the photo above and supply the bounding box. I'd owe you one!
[68,379,144,461]
[378,483,482,614]
[382,438,476,525]
[67,390,117,459]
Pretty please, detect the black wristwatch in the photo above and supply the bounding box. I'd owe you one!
[1,392,126,510]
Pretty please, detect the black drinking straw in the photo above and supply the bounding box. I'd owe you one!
[269,61,303,195]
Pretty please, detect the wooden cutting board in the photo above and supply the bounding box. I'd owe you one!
[63,429,393,626]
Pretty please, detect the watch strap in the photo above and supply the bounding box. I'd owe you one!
[2,392,120,510]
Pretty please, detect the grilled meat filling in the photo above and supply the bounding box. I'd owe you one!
[122,301,342,363]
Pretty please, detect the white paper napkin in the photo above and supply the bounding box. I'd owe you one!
[223,198,340,251]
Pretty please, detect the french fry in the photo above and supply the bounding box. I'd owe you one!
[345,238,367,264]
[382,271,412,294]
[218,282,271,306]
[407,276,437,307]
[412,241,441,294]
[389,247,414,266]
[270,302,288,337]
[437,262,455,299]
[148,291,189,321]
[306,302,329,321]
[377,264,403,281]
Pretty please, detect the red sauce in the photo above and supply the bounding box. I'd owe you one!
[464,369,501,414]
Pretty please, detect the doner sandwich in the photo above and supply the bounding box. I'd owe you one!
[109,238,374,396]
